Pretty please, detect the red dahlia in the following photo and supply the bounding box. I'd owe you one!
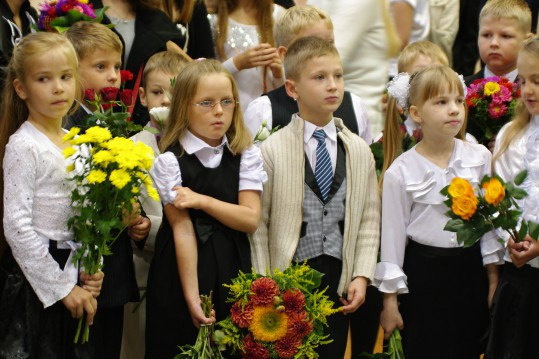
[230,301,254,328]
[282,289,305,314]
[250,277,280,305]
[274,335,301,358]
[242,334,269,359]
[287,311,313,340]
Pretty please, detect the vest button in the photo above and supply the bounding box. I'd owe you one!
[323,236,326,242]
[323,210,328,216]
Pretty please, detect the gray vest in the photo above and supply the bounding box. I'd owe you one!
[294,141,347,262]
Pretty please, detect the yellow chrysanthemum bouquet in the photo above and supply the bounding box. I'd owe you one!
[441,171,539,247]
[213,263,340,359]
[62,126,159,342]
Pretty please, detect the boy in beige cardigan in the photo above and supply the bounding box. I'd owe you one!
[250,36,380,358]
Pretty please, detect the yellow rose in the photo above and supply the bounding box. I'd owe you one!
[483,178,505,206]
[484,82,501,96]
[448,177,474,198]
[452,194,478,220]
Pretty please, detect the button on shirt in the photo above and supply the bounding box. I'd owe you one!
[303,117,338,175]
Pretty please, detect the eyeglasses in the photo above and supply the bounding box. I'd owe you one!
[191,99,238,111]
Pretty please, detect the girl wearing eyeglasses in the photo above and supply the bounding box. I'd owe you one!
[144,59,267,359]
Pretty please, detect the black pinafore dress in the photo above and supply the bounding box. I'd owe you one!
[145,143,252,359]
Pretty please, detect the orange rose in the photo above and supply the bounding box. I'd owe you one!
[452,193,478,220]
[483,178,505,206]
[448,177,474,198]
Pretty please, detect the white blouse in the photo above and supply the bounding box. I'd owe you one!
[3,122,78,307]
[208,5,286,112]
[373,139,504,294]
[151,130,267,205]
[494,115,539,268]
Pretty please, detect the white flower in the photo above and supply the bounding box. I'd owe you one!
[149,106,170,129]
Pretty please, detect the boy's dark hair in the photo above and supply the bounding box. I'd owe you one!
[64,21,123,60]
[284,36,339,80]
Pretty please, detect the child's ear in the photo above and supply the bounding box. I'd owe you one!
[285,79,298,101]
[408,105,422,125]
[13,78,27,100]
[277,46,287,62]
[139,87,147,107]
[526,32,535,40]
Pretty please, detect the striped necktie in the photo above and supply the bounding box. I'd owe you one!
[312,129,333,201]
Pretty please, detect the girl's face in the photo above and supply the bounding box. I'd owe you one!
[187,73,235,147]
[410,86,465,140]
[517,51,539,116]
[14,51,76,123]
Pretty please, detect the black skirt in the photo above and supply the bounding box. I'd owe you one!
[399,240,489,359]
[485,262,539,359]
[0,246,87,359]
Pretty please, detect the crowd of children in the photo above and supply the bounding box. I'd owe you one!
[0,0,538,359]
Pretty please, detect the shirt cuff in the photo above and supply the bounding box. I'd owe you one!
[372,261,409,294]
[223,58,239,75]
[481,231,505,265]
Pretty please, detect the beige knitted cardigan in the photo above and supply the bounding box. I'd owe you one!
[250,115,380,295]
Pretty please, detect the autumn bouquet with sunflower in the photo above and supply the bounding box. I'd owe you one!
[62,126,159,343]
[441,170,539,248]
[214,263,339,358]
[466,76,520,145]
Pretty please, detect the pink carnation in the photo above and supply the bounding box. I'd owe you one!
[488,102,507,119]
[492,85,512,102]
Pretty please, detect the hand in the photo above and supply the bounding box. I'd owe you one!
[508,235,539,267]
[268,55,283,79]
[233,43,279,71]
[187,298,216,329]
[339,277,367,314]
[128,216,151,241]
[61,285,98,325]
[172,186,207,210]
[380,294,404,339]
[122,202,141,226]
[80,271,104,298]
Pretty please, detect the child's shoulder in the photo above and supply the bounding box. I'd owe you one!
[457,138,492,164]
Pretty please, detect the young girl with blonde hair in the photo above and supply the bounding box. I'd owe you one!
[0,32,103,357]
[486,37,539,359]
[374,65,503,358]
[145,59,266,359]
[209,0,285,112]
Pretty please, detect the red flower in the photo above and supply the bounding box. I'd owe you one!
[287,311,313,340]
[120,70,134,83]
[472,78,484,85]
[60,3,72,13]
[84,89,96,102]
[250,277,280,306]
[399,124,407,136]
[120,89,134,106]
[274,335,301,358]
[100,87,119,102]
[48,7,56,16]
[242,334,269,359]
[282,289,305,314]
[102,103,112,110]
[230,301,254,328]
[412,129,423,143]
[466,93,480,108]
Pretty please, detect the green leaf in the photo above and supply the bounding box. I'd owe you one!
[512,188,528,200]
[440,185,449,196]
[518,220,529,243]
[66,10,83,24]
[51,16,70,27]
[444,219,465,232]
[528,222,539,240]
[457,228,480,247]
[514,170,528,186]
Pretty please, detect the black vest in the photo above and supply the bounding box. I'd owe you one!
[265,85,359,135]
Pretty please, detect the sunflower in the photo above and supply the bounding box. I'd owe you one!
[249,305,288,342]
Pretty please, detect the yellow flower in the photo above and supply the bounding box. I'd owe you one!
[131,186,140,194]
[452,194,478,220]
[104,137,135,155]
[484,82,501,96]
[147,186,160,201]
[79,0,89,3]
[85,127,112,143]
[115,151,138,170]
[62,146,76,159]
[483,178,505,206]
[109,169,131,189]
[70,134,90,145]
[249,305,288,342]
[93,150,114,166]
[62,127,80,143]
[448,177,474,198]
[66,164,75,173]
[133,142,155,170]
[87,170,107,184]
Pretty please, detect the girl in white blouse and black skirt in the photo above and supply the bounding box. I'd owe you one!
[486,37,539,359]
[374,65,504,358]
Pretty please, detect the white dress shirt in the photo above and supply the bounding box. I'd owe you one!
[3,122,79,307]
[494,115,539,268]
[151,130,267,205]
[303,117,338,175]
[373,139,504,294]
[244,92,372,144]
[484,67,519,82]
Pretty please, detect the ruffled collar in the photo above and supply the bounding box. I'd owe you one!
[180,130,228,155]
